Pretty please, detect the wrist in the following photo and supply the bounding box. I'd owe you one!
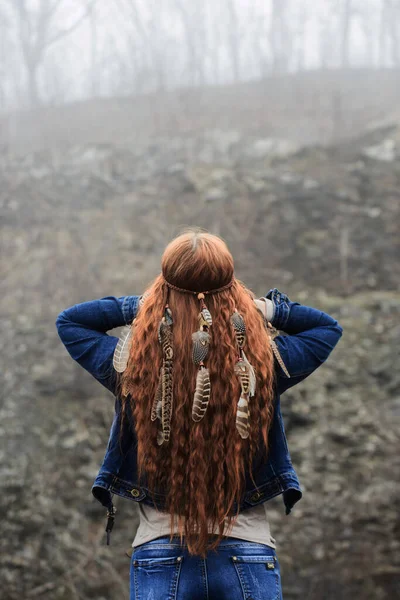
[265,298,275,321]
[265,288,291,330]
[119,295,140,325]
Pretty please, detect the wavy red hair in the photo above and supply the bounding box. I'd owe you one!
[117,230,276,557]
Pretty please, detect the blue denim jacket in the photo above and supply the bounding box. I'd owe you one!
[55,288,343,542]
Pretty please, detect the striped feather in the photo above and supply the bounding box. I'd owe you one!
[236,395,250,439]
[192,367,211,422]
[113,324,133,373]
[151,367,163,421]
[161,359,174,441]
[270,338,291,378]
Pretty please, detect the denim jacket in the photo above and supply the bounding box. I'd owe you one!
[55,288,343,543]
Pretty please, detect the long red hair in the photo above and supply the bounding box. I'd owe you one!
[118,230,276,557]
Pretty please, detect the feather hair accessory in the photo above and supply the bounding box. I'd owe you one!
[231,307,256,439]
[154,304,174,445]
[255,298,291,379]
[192,366,211,421]
[113,323,134,373]
[240,350,256,397]
[155,276,234,442]
[112,292,149,374]
[191,293,212,422]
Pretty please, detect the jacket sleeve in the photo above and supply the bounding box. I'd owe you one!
[55,295,140,394]
[265,288,343,395]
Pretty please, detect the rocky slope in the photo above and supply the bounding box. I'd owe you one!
[0,123,399,599]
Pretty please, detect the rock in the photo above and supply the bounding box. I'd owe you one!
[362,138,397,161]
[205,187,227,202]
[245,138,299,160]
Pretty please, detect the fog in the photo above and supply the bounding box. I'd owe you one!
[1,0,399,111]
[1,2,399,600]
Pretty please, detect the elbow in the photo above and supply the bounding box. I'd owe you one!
[327,321,344,355]
[55,309,69,332]
[334,320,344,337]
[320,311,344,340]
[335,320,344,339]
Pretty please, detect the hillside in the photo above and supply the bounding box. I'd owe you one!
[0,117,399,599]
[1,68,400,153]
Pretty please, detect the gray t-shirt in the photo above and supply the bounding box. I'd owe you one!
[132,501,276,549]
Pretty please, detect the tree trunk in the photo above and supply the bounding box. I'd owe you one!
[227,0,240,82]
[340,0,352,68]
[27,62,39,108]
[270,0,290,73]
[90,4,98,97]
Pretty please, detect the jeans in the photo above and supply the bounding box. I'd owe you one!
[130,534,283,600]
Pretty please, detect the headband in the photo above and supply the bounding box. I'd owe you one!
[162,276,235,295]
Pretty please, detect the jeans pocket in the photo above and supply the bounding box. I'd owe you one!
[230,553,282,600]
[130,552,183,600]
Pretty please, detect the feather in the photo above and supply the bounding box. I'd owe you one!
[164,306,173,326]
[158,317,172,346]
[139,291,150,307]
[155,307,174,442]
[265,320,279,340]
[113,323,133,373]
[192,366,211,422]
[260,313,290,377]
[270,338,291,378]
[157,427,164,446]
[151,367,163,421]
[236,395,250,439]
[161,358,173,441]
[192,330,211,365]
[161,327,174,359]
[231,311,246,348]
[241,350,256,397]
[158,312,174,360]
[234,359,250,394]
[200,308,213,327]
[156,399,162,421]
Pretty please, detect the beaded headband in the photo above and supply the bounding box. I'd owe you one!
[163,277,235,295]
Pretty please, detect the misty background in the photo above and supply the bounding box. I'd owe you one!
[0,1,399,600]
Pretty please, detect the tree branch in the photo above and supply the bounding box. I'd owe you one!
[45,0,97,49]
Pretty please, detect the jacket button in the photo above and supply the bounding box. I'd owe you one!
[130,488,141,497]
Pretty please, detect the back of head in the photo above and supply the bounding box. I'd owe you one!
[119,228,276,557]
[161,229,234,292]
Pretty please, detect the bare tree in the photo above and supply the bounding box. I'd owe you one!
[0,5,11,110]
[292,0,309,71]
[386,0,400,66]
[117,0,172,93]
[89,1,99,97]
[340,0,353,67]
[270,0,291,73]
[377,0,400,67]
[226,0,241,82]
[174,0,207,86]
[5,0,95,108]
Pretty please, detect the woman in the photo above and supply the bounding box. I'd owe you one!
[56,229,343,600]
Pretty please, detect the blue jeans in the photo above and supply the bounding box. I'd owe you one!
[130,534,283,600]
